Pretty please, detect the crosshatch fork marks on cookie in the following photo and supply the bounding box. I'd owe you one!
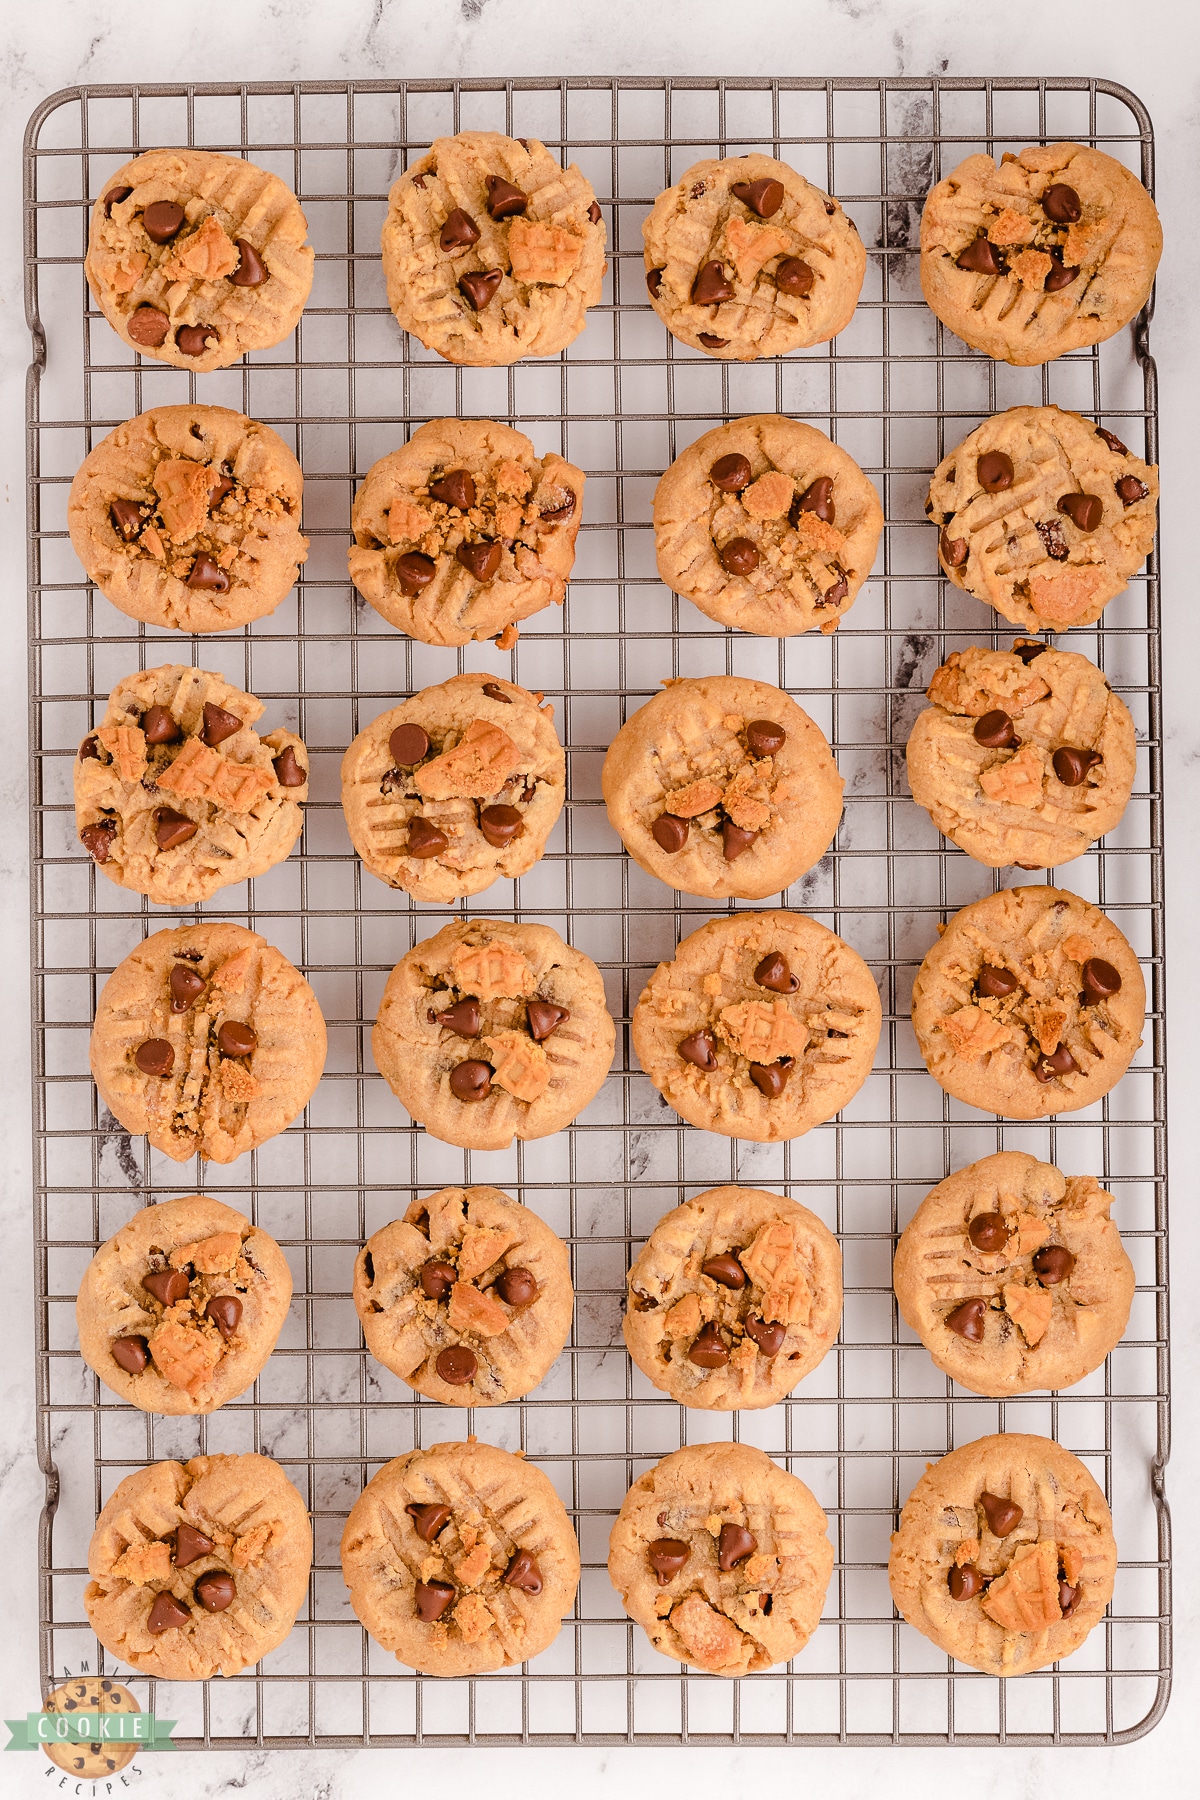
[25,75,1166,1749]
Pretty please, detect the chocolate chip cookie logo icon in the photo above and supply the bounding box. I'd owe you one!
[5,1676,176,1777]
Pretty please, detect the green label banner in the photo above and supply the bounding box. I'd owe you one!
[4,1711,177,1750]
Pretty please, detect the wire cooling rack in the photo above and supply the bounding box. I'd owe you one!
[24,75,1168,1749]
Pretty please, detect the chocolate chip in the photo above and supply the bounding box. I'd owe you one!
[1057,491,1103,532]
[485,175,527,219]
[406,817,449,858]
[540,492,577,522]
[273,745,306,787]
[429,469,477,512]
[229,237,266,286]
[396,551,437,595]
[127,306,170,347]
[722,819,757,861]
[776,257,816,297]
[79,736,101,762]
[1059,1580,1081,1618]
[755,953,798,993]
[109,497,144,541]
[495,1267,539,1307]
[459,269,503,310]
[822,573,850,607]
[1052,745,1101,786]
[691,260,734,304]
[433,998,481,1038]
[439,208,481,251]
[1081,957,1122,1004]
[186,553,229,591]
[745,1315,786,1355]
[176,324,219,358]
[456,539,502,581]
[387,723,430,767]
[702,1253,746,1289]
[688,1322,729,1368]
[173,1524,214,1567]
[719,537,759,577]
[112,1336,149,1375]
[414,1578,456,1621]
[796,476,835,524]
[646,268,663,298]
[710,453,753,493]
[449,1060,492,1101]
[1033,1244,1075,1285]
[419,1260,457,1300]
[948,1562,984,1601]
[1034,1044,1079,1082]
[1044,253,1080,292]
[1117,474,1149,505]
[946,1297,987,1341]
[1037,518,1070,561]
[979,1491,1023,1537]
[80,821,116,863]
[201,700,242,746]
[678,1030,718,1070]
[588,201,602,224]
[170,963,205,1011]
[143,200,185,243]
[731,177,784,217]
[647,1538,690,1584]
[1042,182,1082,224]
[479,803,523,847]
[652,814,689,853]
[1096,427,1129,456]
[526,1001,568,1042]
[435,1345,478,1384]
[134,1038,174,1077]
[141,704,180,745]
[154,807,197,851]
[973,709,1018,749]
[204,1295,242,1339]
[143,1268,190,1307]
[749,1060,791,1098]
[406,1503,452,1541]
[717,1523,757,1570]
[956,235,1003,274]
[977,964,1019,998]
[968,1212,1009,1253]
[940,530,969,568]
[146,1591,190,1634]
[504,1550,543,1594]
[216,1020,256,1058]
[1013,639,1048,664]
[103,186,132,217]
[699,333,729,349]
[977,450,1014,493]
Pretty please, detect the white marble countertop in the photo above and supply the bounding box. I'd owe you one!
[2,2,1197,1795]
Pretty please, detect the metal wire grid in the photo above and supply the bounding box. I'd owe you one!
[23,75,1168,1749]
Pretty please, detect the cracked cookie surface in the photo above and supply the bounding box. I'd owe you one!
[75,664,309,905]
[341,672,563,902]
[888,1433,1116,1676]
[84,1452,312,1680]
[382,131,606,366]
[91,922,327,1164]
[608,1442,833,1676]
[341,1440,580,1676]
[68,404,307,633]
[920,142,1161,366]
[632,910,881,1142]
[928,406,1157,632]
[354,1185,572,1406]
[372,919,615,1151]
[624,1185,842,1410]
[894,1153,1134,1396]
[86,148,313,372]
[911,886,1145,1119]
[654,415,883,637]
[77,1195,293,1415]
[906,643,1137,869]
[643,154,865,360]
[603,675,843,899]
[348,417,584,644]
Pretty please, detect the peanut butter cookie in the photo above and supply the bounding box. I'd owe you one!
[348,417,584,646]
[86,149,313,372]
[643,154,865,360]
[75,664,309,906]
[632,910,881,1142]
[654,415,883,637]
[602,676,843,899]
[920,143,1161,366]
[928,406,1157,632]
[68,404,307,633]
[906,643,1137,869]
[341,1441,580,1676]
[608,1442,834,1676]
[91,923,327,1165]
[84,1453,312,1680]
[77,1196,293,1415]
[624,1186,841,1409]
[372,919,614,1152]
[911,886,1145,1119]
[888,1434,1117,1676]
[341,673,563,903]
[354,1185,572,1406]
[894,1153,1134,1396]
[40,1679,141,1776]
[381,131,606,366]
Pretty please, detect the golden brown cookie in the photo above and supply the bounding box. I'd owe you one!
[928,406,1157,632]
[67,404,307,633]
[76,1196,293,1415]
[632,910,881,1142]
[642,153,865,359]
[90,923,327,1164]
[888,1434,1116,1675]
[372,919,614,1152]
[624,1186,841,1409]
[340,673,563,903]
[905,643,1137,868]
[40,1679,140,1776]
[75,664,308,906]
[354,1185,572,1406]
[381,131,606,365]
[341,1441,580,1675]
[608,1443,834,1676]
[84,1453,312,1680]
[920,143,1161,365]
[911,886,1146,1119]
[86,149,313,371]
[654,415,883,637]
[602,676,843,900]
